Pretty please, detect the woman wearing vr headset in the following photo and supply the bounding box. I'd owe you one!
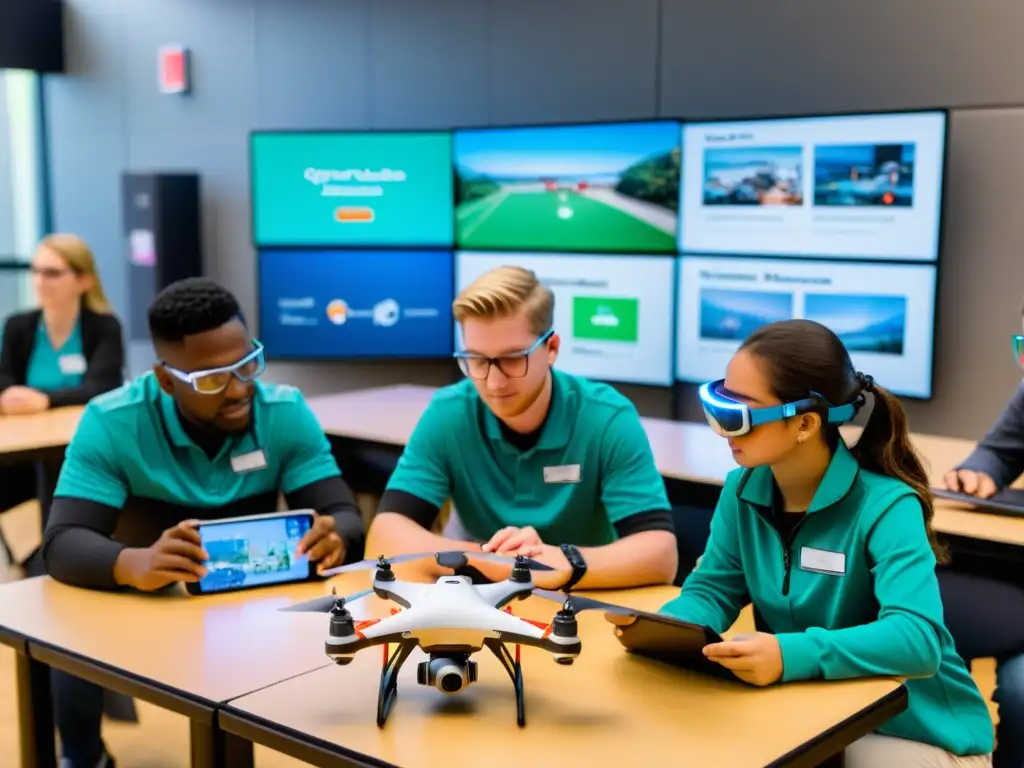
[648,319,993,766]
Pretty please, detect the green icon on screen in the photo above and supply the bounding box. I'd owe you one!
[572,296,639,342]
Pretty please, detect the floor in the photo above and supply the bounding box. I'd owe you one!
[0,502,999,766]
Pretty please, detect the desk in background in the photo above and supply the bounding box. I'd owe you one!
[306,384,1024,549]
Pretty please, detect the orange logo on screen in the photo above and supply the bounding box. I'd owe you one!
[326,299,349,325]
[334,207,375,223]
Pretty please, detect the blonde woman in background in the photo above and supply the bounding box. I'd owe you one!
[0,233,124,414]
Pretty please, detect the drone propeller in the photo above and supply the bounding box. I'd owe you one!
[531,589,639,617]
[320,550,555,578]
[279,586,375,613]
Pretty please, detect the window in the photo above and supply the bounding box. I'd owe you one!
[0,69,46,311]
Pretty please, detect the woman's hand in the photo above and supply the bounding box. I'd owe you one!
[0,386,50,415]
[702,632,783,686]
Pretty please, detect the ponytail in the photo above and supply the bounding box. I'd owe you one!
[83,282,112,314]
[850,374,948,564]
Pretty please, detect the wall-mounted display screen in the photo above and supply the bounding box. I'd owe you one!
[455,251,675,386]
[251,132,454,247]
[679,111,947,262]
[258,249,454,359]
[454,120,680,254]
[674,255,937,398]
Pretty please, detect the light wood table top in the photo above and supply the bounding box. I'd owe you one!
[307,385,1024,547]
[0,406,84,457]
[0,575,349,703]
[222,582,904,768]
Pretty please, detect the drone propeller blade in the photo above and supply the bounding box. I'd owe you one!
[279,588,375,613]
[531,589,638,616]
[319,552,435,577]
[469,552,556,571]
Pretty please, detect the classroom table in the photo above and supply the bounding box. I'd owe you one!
[219,580,907,768]
[0,574,353,768]
[0,406,83,466]
[305,384,1024,548]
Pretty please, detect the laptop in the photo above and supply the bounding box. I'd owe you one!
[932,487,1024,517]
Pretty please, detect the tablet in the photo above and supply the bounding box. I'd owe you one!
[932,487,1024,518]
[608,610,736,681]
[186,509,317,595]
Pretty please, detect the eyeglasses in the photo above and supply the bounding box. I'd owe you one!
[31,266,75,280]
[162,340,266,394]
[454,330,553,380]
[1014,335,1024,370]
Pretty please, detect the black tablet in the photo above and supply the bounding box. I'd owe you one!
[932,487,1024,518]
[607,610,735,681]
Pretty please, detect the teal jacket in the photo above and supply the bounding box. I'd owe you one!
[662,441,994,756]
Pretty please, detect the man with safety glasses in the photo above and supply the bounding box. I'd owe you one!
[367,265,678,591]
[41,277,363,768]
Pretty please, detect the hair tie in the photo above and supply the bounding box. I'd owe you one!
[856,372,875,392]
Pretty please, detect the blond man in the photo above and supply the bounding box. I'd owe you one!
[368,265,677,590]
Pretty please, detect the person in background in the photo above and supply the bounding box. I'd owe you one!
[618,319,993,767]
[0,233,124,567]
[940,328,1024,768]
[367,265,678,590]
[42,277,364,768]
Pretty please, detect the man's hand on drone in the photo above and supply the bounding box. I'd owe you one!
[296,514,346,573]
[482,525,544,558]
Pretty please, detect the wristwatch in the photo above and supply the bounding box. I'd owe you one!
[559,543,587,591]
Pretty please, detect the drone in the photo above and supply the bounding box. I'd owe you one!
[281,550,630,727]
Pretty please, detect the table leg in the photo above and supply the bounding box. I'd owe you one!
[190,717,255,768]
[15,651,56,768]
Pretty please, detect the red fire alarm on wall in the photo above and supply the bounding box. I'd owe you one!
[158,45,190,94]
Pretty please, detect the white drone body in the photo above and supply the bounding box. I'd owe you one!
[293,552,584,727]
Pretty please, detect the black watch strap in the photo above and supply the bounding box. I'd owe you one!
[560,543,587,591]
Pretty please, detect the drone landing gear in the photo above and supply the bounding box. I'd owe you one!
[376,640,418,728]
[483,638,526,727]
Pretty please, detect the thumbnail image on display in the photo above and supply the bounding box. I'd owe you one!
[813,143,915,207]
[804,293,907,355]
[454,120,680,253]
[198,515,311,592]
[699,288,794,341]
[702,146,804,206]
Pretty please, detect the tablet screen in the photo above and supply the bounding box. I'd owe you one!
[194,512,314,593]
[610,611,735,681]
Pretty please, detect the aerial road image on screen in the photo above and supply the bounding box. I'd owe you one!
[454,121,680,253]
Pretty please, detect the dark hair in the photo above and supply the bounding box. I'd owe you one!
[740,319,947,564]
[148,277,244,344]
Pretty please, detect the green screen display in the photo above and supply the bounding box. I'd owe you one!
[251,132,454,247]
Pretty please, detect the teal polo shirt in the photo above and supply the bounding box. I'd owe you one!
[54,371,341,543]
[383,369,671,546]
[661,441,995,757]
[26,317,85,390]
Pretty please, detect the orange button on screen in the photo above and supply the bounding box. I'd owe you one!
[334,207,375,223]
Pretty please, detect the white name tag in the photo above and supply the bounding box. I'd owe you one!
[58,353,87,375]
[543,464,581,484]
[230,449,267,474]
[800,547,846,575]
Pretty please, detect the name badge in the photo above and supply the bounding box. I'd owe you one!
[230,449,267,474]
[58,353,87,375]
[543,464,581,484]
[799,546,846,576]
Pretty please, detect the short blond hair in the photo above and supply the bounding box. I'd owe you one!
[38,233,112,314]
[452,265,554,336]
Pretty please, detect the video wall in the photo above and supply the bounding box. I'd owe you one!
[252,109,947,397]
